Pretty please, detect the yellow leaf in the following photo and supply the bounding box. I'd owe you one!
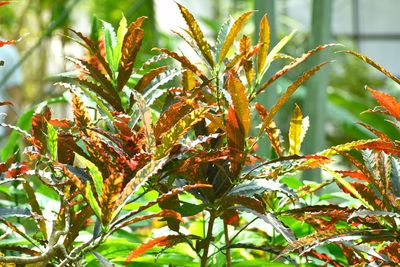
[288,104,303,155]
[177,3,214,67]
[322,167,375,210]
[257,15,270,76]
[226,73,251,136]
[319,139,379,157]
[219,11,253,63]
[155,107,209,159]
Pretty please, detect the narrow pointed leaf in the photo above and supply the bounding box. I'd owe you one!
[343,50,400,84]
[288,104,303,155]
[125,235,188,262]
[22,182,47,240]
[256,30,296,83]
[155,107,209,159]
[100,173,124,226]
[219,11,253,63]
[256,43,338,97]
[238,207,296,243]
[177,3,214,67]
[134,66,166,93]
[255,103,284,157]
[228,179,295,197]
[215,17,234,60]
[322,167,375,210]
[319,139,378,157]
[114,157,168,217]
[46,123,58,160]
[118,25,144,90]
[258,62,330,137]
[257,15,270,76]
[85,181,102,221]
[367,86,400,121]
[226,73,250,136]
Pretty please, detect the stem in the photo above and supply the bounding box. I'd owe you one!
[200,213,216,267]
[223,221,231,267]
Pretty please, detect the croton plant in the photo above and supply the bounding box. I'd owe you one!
[0,2,399,266]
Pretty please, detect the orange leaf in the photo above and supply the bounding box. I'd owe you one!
[337,170,369,182]
[355,140,400,157]
[100,172,124,226]
[367,86,400,121]
[120,209,182,228]
[125,235,185,262]
[226,72,250,136]
[0,39,16,47]
[118,24,144,90]
[0,2,11,7]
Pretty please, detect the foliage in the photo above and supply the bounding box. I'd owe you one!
[0,2,399,267]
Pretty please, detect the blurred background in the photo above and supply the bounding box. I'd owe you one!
[0,0,399,165]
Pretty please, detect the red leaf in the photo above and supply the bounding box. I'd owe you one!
[355,140,400,157]
[222,209,240,227]
[0,101,13,106]
[6,162,29,178]
[0,1,11,7]
[337,170,369,182]
[368,87,400,121]
[48,119,73,128]
[0,39,16,48]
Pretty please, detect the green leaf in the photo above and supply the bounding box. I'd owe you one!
[219,11,253,63]
[46,122,58,160]
[0,207,31,218]
[391,157,400,197]
[102,20,117,74]
[115,16,128,69]
[93,252,114,267]
[2,109,34,161]
[238,207,296,242]
[85,181,102,222]
[155,107,209,159]
[228,179,296,197]
[215,17,234,60]
[76,154,104,199]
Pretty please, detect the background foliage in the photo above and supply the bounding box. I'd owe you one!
[0,1,399,266]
